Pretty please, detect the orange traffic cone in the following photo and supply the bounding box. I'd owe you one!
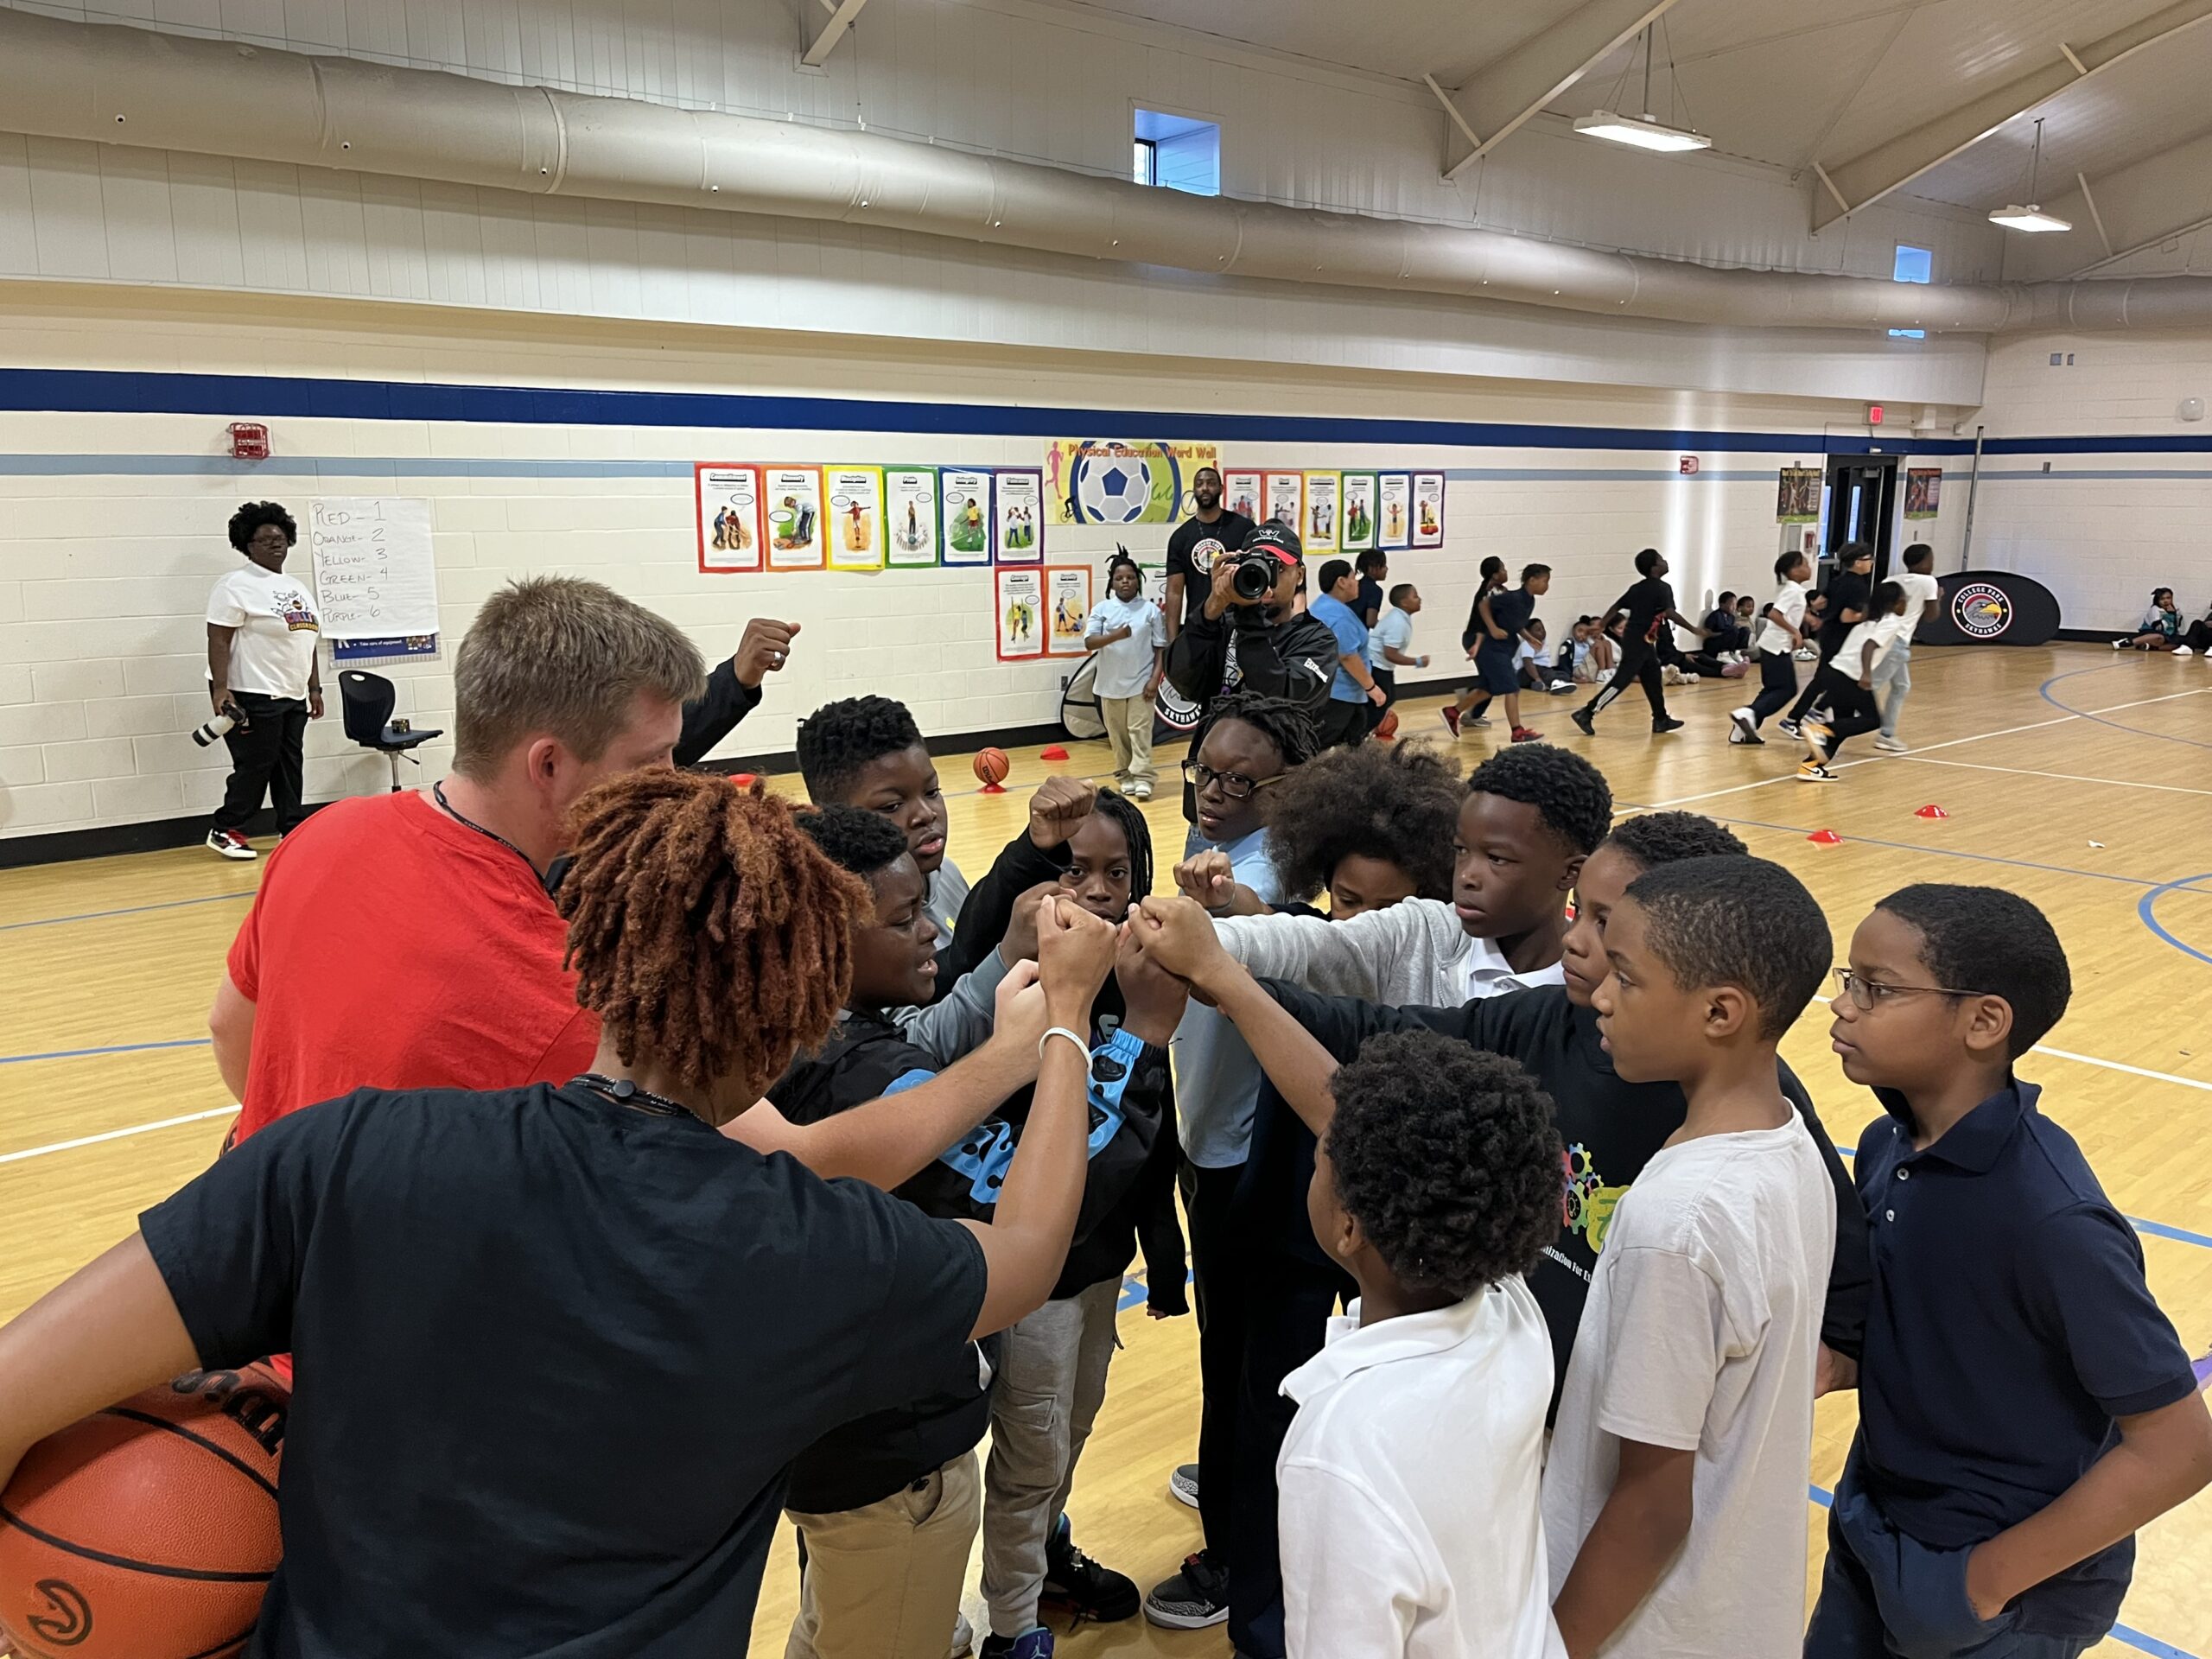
[1914,804,1948,819]
[1808,828,1843,846]
[732,772,758,787]
[1039,746,1071,761]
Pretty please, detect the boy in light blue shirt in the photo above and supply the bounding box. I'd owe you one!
[1306,560,1386,750]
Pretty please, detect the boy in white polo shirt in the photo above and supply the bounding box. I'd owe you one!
[1278,1028,1567,1659]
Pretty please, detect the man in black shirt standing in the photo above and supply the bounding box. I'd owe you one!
[1164,467,1255,644]
[1569,547,1705,739]
[1783,542,1873,736]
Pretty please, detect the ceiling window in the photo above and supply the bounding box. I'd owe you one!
[1134,109,1220,197]
[1890,244,1932,339]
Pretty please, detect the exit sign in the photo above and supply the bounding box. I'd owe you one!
[1678,455,1700,475]
[1867,404,1885,426]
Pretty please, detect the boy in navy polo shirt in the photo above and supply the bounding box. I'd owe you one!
[1808,885,2212,1659]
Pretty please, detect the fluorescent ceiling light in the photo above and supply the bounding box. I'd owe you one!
[1987,204,2071,232]
[1573,109,1711,153]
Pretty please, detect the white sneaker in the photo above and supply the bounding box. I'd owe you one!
[207,828,257,861]
[2176,645,2196,657]
[1873,735,1908,753]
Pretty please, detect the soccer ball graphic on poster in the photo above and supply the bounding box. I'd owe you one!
[1073,454,1156,524]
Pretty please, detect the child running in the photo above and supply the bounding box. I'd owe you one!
[1569,549,1705,739]
[1798,580,1907,781]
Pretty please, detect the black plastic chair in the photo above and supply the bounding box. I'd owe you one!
[338,670,442,792]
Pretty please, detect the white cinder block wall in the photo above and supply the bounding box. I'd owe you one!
[0,294,1928,841]
[1967,332,2212,633]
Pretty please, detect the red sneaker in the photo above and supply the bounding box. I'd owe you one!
[1511,727,1543,743]
[1440,707,1463,739]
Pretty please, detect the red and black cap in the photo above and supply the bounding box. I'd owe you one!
[1246,519,1303,564]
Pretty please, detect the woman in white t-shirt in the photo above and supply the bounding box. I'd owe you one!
[204,501,323,860]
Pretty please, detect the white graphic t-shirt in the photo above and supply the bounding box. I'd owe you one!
[208,563,321,700]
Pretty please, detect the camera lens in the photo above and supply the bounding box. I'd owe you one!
[1231,554,1274,602]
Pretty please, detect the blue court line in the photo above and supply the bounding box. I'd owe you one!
[1835,1147,2212,1252]
[2039,665,2212,753]
[1805,1485,2196,1658]
[2139,874,2212,969]
[0,890,256,932]
[0,1038,212,1065]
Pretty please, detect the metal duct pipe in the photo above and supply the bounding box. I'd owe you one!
[6,8,2212,334]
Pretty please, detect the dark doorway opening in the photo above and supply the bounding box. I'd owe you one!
[1823,454,1899,583]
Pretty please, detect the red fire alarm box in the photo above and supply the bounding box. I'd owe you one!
[1678,455,1700,475]
[229,422,270,460]
[1866,404,1885,426]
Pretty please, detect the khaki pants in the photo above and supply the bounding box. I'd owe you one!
[981,1279,1122,1637]
[785,1451,981,1659]
[1098,694,1155,793]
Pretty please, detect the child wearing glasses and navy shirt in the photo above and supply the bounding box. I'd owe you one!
[1808,884,2212,1659]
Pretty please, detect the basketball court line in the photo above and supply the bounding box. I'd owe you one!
[1895,757,2212,800]
[1635,683,2212,815]
[0,888,257,932]
[2044,664,2212,753]
[2139,874,2212,969]
[0,1037,213,1066]
[0,1106,237,1167]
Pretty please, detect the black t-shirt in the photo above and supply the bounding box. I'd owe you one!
[141,1083,986,1658]
[1821,570,1872,659]
[1165,511,1255,624]
[1355,576,1385,628]
[1260,980,1870,1419]
[1612,576,1676,644]
[1479,586,1537,650]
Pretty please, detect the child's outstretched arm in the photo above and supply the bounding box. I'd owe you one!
[1551,1439,1695,1659]
[1966,1395,2212,1619]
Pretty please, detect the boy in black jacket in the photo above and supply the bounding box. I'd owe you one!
[937,786,1192,1659]
[1129,810,1872,1419]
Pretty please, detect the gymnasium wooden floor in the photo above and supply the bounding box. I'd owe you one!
[3,641,2209,1658]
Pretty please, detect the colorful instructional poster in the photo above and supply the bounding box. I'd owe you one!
[825,467,885,570]
[996,568,1046,660]
[1904,467,1942,519]
[764,467,826,569]
[995,468,1044,563]
[1222,470,1263,524]
[1046,439,1221,525]
[1047,566,1094,657]
[941,468,994,566]
[1340,473,1377,551]
[1262,472,1305,533]
[1303,472,1341,554]
[1411,473,1446,548]
[695,464,762,574]
[1777,467,1821,524]
[1377,474,1412,549]
[885,467,942,566]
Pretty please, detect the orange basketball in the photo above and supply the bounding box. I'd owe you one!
[1374,710,1401,741]
[974,747,1011,785]
[0,1365,289,1659]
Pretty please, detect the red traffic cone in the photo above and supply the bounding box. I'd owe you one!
[1807,828,1843,846]
[979,781,1007,794]
[1914,804,1948,819]
[1039,745,1071,762]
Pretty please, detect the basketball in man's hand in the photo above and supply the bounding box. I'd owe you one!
[0,1364,288,1659]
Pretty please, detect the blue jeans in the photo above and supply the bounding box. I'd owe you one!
[1805,1465,2098,1659]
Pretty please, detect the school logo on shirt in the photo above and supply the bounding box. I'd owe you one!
[1562,1142,1627,1254]
[1187,536,1228,577]
[274,587,321,633]
[1951,582,2011,639]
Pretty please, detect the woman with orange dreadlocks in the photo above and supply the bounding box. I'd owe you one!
[0,769,1122,1658]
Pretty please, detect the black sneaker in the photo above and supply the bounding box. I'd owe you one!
[1043,1518,1138,1622]
[1144,1548,1230,1630]
[1570,708,1595,737]
[1777,718,1802,741]
[1651,716,1685,734]
[979,1630,1052,1659]
[1167,1462,1199,1509]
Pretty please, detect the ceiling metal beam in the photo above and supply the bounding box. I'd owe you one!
[1438,0,1686,178]
[2076,171,2113,257]
[1809,0,2212,229]
[802,0,871,66]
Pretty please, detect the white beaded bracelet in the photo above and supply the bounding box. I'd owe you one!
[1039,1026,1090,1062]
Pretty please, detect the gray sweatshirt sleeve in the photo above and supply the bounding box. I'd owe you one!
[1212,905,1432,1000]
[896,944,1011,1066]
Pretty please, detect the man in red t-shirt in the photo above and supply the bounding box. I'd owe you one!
[212,575,1044,1191]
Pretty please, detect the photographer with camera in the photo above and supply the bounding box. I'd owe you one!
[201,501,323,861]
[1162,521,1337,843]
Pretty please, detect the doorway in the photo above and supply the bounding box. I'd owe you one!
[1823,454,1899,582]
